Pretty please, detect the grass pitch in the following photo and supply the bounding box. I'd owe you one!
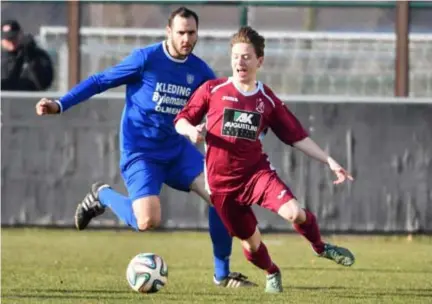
[2,228,432,304]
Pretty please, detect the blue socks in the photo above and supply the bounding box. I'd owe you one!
[208,206,233,281]
[98,188,138,231]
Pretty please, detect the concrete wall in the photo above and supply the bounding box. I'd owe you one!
[2,94,431,232]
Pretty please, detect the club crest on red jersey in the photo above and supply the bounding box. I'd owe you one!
[256,98,265,113]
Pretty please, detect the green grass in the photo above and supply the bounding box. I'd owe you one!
[2,229,432,304]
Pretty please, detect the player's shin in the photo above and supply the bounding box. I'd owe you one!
[242,242,279,274]
[241,229,279,275]
[99,188,139,230]
[242,230,282,293]
[292,209,325,254]
[208,207,232,280]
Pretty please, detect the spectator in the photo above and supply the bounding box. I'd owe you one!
[1,19,54,91]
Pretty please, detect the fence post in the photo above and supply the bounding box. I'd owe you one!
[239,4,249,26]
[395,1,410,97]
[67,0,81,90]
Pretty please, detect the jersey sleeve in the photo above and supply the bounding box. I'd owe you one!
[174,81,210,126]
[267,92,308,145]
[58,48,146,112]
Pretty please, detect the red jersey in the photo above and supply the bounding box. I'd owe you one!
[175,77,308,194]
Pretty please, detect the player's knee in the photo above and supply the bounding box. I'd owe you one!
[241,227,262,252]
[278,199,304,223]
[190,173,212,205]
[290,205,303,222]
[136,216,161,231]
[132,196,162,231]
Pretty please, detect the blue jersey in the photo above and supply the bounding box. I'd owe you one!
[58,41,215,158]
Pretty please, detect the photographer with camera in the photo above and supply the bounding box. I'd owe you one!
[1,20,54,91]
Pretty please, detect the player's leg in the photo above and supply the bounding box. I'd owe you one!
[188,172,233,283]
[207,206,233,282]
[130,196,161,230]
[76,189,161,231]
[165,140,255,287]
[75,154,166,231]
[113,156,166,231]
[280,198,355,266]
[98,186,138,229]
[75,181,142,230]
[258,172,355,266]
[241,228,282,293]
[211,193,281,293]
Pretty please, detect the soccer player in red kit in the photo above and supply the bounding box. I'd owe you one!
[174,26,355,293]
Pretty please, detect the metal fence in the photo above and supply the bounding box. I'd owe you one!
[2,1,432,96]
[38,27,432,97]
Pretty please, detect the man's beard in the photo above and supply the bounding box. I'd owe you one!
[168,39,195,59]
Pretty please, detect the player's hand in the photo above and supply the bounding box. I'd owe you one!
[188,123,205,144]
[328,157,354,184]
[35,98,60,115]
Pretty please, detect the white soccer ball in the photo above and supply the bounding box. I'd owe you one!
[126,253,168,293]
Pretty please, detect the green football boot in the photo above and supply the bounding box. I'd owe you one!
[265,272,283,293]
[318,243,355,266]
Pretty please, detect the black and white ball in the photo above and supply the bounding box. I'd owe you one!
[126,253,168,293]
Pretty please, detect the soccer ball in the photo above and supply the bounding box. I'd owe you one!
[126,253,168,293]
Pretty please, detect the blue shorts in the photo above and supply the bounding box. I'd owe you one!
[120,139,204,202]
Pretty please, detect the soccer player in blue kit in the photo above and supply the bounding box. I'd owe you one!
[35,7,256,288]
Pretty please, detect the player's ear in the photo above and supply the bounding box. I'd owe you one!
[166,25,171,37]
[257,56,264,68]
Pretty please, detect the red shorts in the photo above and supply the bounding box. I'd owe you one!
[210,169,295,240]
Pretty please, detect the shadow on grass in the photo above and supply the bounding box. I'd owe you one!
[290,286,432,298]
[17,288,130,294]
[339,293,432,299]
[171,265,432,275]
[2,289,253,303]
[292,286,432,292]
[2,288,131,301]
[282,266,432,275]
[3,286,431,302]
[5,288,241,296]
[2,294,131,301]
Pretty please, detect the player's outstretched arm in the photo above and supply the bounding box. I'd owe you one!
[293,137,354,184]
[266,87,353,185]
[36,49,145,115]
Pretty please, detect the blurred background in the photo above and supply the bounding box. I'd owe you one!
[2,0,432,96]
[1,1,432,233]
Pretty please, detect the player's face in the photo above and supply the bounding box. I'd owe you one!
[231,42,263,84]
[166,15,198,59]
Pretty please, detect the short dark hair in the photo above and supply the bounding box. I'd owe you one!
[168,7,199,28]
[231,26,265,58]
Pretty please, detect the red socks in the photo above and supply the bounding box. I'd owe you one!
[242,210,324,275]
[243,242,279,275]
[293,209,325,254]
